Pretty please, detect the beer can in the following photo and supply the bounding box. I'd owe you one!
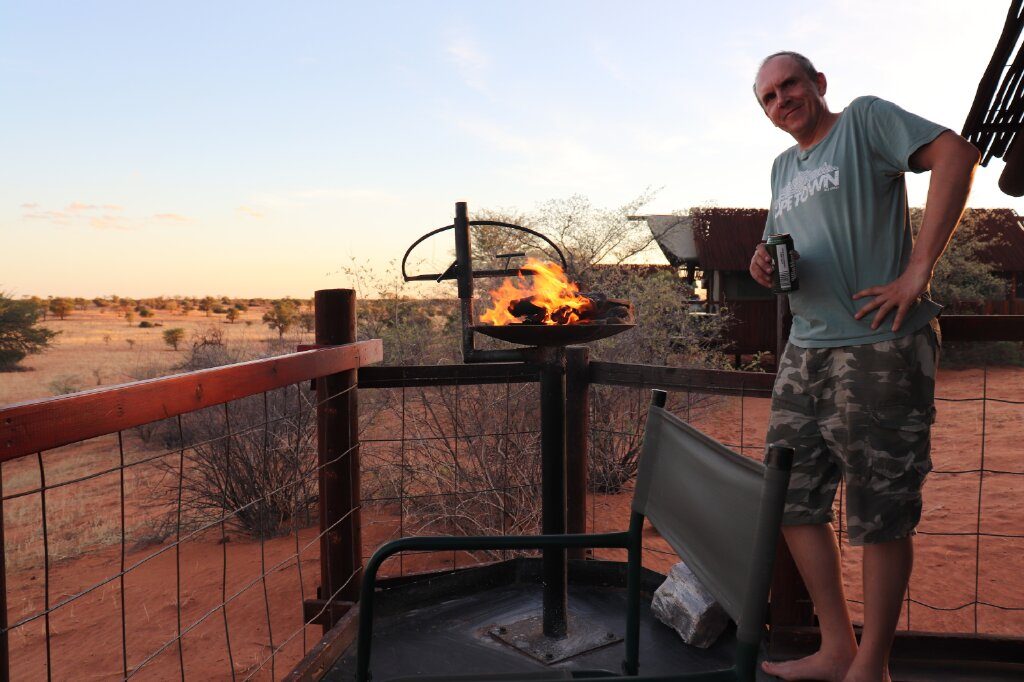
[766,233,799,294]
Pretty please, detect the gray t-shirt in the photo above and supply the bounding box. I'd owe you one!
[763,96,946,348]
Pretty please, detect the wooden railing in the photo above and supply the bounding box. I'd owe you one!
[0,289,381,681]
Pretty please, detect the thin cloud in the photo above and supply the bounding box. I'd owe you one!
[89,215,134,231]
[445,33,489,92]
[237,206,265,218]
[153,213,190,222]
[19,201,177,230]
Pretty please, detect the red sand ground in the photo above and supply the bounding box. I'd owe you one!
[2,366,1021,679]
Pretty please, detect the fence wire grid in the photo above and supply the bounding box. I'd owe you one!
[586,367,1024,638]
[1,379,358,681]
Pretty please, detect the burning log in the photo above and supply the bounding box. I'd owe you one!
[479,258,634,326]
[504,293,633,326]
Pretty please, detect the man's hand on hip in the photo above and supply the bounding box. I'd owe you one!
[852,265,931,332]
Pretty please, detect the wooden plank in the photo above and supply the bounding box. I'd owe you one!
[302,599,354,627]
[0,340,382,462]
[939,315,1024,342]
[284,603,360,682]
[589,361,775,398]
[771,625,1024,665]
[359,363,540,388]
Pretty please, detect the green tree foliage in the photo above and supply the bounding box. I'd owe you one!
[162,327,186,350]
[914,207,1007,311]
[48,297,73,320]
[262,299,299,338]
[225,307,240,323]
[0,294,58,370]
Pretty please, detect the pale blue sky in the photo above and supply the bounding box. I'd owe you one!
[1,1,1017,297]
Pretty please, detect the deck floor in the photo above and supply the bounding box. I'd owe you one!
[326,580,770,681]
[322,564,1022,682]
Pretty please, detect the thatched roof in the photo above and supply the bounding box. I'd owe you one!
[962,1,1024,194]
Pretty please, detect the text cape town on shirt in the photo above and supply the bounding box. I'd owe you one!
[763,95,946,349]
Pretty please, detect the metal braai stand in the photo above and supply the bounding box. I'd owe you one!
[401,202,635,663]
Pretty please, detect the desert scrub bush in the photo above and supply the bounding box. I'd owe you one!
[940,341,1024,367]
[138,320,155,328]
[48,374,85,395]
[154,386,319,538]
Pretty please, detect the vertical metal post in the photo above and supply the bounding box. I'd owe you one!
[454,201,477,361]
[315,289,362,631]
[776,294,791,363]
[564,346,589,561]
[540,347,567,637]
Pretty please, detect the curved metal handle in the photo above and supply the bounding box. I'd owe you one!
[401,220,568,282]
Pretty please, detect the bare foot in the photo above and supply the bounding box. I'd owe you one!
[841,661,892,682]
[761,649,856,681]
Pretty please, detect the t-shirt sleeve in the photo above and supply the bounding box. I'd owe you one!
[863,96,947,174]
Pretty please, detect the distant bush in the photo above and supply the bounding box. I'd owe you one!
[211,305,228,314]
[137,307,154,318]
[139,320,155,328]
[49,374,84,395]
[941,341,1024,367]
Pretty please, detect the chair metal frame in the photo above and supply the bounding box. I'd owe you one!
[355,390,793,682]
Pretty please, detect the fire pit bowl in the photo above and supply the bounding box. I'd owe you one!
[472,322,635,347]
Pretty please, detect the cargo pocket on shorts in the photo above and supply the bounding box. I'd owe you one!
[866,404,935,481]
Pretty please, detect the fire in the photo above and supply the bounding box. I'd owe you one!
[479,258,594,326]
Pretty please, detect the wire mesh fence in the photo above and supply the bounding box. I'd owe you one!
[357,375,543,577]
[0,376,359,680]
[586,364,1024,638]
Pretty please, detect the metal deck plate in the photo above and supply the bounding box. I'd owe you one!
[487,611,622,664]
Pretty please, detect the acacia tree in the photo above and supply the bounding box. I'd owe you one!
[162,327,186,350]
[262,299,300,338]
[48,297,72,320]
[0,294,58,370]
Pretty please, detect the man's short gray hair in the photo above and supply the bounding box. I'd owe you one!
[753,51,819,97]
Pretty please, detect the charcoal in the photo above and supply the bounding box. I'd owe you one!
[508,297,545,318]
[550,306,576,325]
[603,307,631,321]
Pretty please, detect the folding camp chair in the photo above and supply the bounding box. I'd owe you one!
[355,390,793,682]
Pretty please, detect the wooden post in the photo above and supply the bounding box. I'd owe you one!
[0,472,8,682]
[315,289,362,631]
[565,346,589,561]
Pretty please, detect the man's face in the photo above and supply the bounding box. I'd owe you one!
[754,56,827,143]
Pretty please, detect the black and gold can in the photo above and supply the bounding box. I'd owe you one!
[766,233,799,294]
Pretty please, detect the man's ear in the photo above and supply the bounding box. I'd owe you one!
[816,72,827,96]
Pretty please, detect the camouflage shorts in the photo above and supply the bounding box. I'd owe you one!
[766,320,940,545]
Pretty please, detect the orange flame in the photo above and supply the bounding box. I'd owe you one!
[479,258,593,325]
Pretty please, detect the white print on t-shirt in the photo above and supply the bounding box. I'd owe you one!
[773,162,840,218]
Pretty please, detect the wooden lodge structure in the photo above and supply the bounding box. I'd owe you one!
[642,207,1024,356]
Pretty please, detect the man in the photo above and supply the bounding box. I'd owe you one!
[749,52,980,682]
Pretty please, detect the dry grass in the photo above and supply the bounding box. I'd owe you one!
[0,305,312,405]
